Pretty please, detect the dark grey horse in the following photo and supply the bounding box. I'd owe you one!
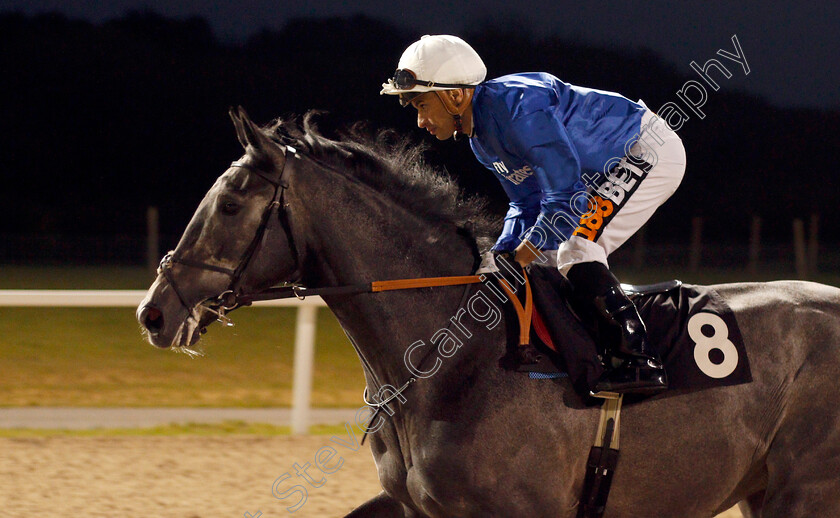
[137,107,840,517]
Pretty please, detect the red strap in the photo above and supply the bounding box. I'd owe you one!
[531,307,557,352]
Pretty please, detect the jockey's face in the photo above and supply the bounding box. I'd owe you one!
[410,92,460,140]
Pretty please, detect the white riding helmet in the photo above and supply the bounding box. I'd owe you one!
[381,35,487,106]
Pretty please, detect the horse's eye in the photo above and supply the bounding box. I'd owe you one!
[219,200,241,215]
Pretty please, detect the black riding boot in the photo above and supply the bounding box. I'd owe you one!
[566,261,668,395]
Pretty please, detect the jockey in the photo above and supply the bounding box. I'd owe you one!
[381,35,686,395]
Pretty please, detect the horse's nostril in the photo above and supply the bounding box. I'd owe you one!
[143,306,164,333]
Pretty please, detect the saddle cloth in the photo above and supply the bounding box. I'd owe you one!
[523,266,752,399]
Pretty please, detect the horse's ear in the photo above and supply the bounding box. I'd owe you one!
[229,106,250,150]
[229,106,270,152]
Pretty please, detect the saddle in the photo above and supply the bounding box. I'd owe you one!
[488,264,754,518]
[497,264,752,400]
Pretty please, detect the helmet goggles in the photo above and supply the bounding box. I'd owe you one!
[388,69,477,106]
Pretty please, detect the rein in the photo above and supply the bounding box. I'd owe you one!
[236,274,484,304]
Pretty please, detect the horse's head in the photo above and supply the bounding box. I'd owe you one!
[137,107,302,349]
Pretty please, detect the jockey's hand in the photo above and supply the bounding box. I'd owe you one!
[513,240,540,268]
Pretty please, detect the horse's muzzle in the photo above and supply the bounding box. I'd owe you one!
[137,303,168,348]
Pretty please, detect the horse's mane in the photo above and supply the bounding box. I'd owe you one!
[266,112,499,253]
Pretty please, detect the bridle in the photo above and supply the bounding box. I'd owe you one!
[157,142,303,325]
[158,135,487,322]
[155,132,495,438]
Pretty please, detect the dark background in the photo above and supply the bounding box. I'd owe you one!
[1,5,838,265]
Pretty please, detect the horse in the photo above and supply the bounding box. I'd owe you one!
[137,107,840,517]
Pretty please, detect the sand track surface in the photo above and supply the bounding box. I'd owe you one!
[0,435,743,517]
[0,435,380,518]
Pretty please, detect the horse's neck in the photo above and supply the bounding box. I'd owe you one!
[299,176,478,386]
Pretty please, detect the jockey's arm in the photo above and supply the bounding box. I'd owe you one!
[505,110,588,259]
[490,188,541,254]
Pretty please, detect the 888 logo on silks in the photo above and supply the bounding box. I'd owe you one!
[572,195,615,242]
[572,156,652,242]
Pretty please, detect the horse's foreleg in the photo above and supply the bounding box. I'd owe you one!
[345,490,414,517]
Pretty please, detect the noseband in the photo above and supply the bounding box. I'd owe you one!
[157,144,302,324]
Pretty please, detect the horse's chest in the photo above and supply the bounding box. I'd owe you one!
[375,432,547,517]
[371,433,477,516]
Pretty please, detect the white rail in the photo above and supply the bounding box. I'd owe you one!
[0,290,325,307]
[0,290,326,434]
